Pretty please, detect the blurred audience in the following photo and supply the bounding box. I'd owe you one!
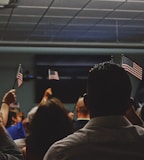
[44,62,144,160]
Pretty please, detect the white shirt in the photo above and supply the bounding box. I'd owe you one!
[44,116,144,160]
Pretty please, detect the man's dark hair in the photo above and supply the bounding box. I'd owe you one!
[87,62,132,117]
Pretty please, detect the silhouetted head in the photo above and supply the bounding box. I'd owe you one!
[86,62,132,117]
[26,97,73,157]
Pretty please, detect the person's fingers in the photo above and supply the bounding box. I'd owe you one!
[9,89,16,94]
[2,89,17,104]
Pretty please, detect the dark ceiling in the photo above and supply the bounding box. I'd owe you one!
[0,0,144,68]
[0,0,144,47]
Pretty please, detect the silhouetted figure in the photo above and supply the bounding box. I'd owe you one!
[44,62,144,160]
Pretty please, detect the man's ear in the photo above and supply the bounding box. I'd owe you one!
[129,97,134,109]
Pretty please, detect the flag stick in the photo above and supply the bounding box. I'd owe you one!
[12,78,17,89]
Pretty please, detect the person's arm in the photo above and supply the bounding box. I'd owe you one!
[126,105,144,126]
[0,123,24,160]
[1,89,16,126]
[1,103,9,127]
[0,89,24,160]
[125,97,144,126]
[39,88,52,105]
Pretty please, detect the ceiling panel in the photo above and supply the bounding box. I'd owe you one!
[12,7,46,15]
[77,10,111,17]
[86,1,125,9]
[0,0,144,46]
[52,0,90,8]
[46,8,78,17]
[107,11,140,19]
[18,0,53,6]
[119,1,144,10]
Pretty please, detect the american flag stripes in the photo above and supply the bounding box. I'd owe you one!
[16,64,23,87]
[121,56,143,80]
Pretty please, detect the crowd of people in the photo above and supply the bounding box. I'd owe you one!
[0,61,144,160]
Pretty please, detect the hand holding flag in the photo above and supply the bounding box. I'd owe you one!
[48,69,59,80]
[13,64,23,88]
[17,64,23,87]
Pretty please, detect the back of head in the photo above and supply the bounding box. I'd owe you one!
[26,97,73,157]
[87,62,132,117]
[31,97,73,137]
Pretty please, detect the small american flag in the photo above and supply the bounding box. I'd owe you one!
[121,55,143,80]
[16,64,23,87]
[48,69,59,80]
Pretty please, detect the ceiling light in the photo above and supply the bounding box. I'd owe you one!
[0,0,9,5]
[2,0,19,8]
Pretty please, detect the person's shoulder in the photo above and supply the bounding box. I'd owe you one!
[52,129,86,148]
[44,132,84,160]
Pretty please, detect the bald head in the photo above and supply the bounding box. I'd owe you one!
[76,97,90,118]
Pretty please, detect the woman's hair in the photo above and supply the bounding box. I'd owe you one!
[26,97,73,158]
